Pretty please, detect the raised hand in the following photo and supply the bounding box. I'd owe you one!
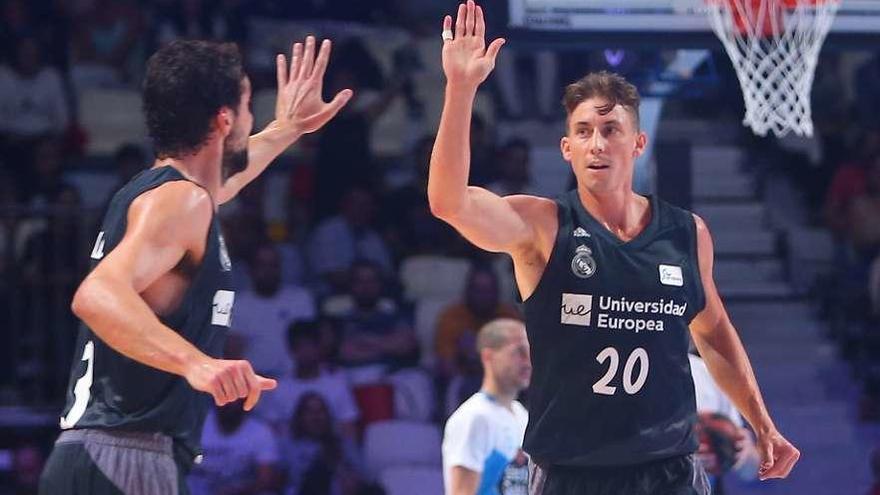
[275,36,353,136]
[442,0,505,91]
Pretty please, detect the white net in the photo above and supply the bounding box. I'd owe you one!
[705,0,840,137]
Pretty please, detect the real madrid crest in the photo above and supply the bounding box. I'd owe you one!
[571,244,597,279]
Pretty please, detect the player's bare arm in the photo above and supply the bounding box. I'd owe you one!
[688,213,800,480]
[428,1,557,296]
[218,36,353,204]
[71,181,276,411]
[449,465,480,495]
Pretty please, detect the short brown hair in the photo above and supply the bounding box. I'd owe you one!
[562,71,640,130]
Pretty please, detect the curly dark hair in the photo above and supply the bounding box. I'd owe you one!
[143,40,245,159]
[562,71,640,130]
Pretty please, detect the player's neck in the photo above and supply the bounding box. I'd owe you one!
[153,152,222,206]
[481,380,516,410]
[577,186,650,240]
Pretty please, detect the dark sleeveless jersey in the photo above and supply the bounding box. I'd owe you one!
[58,166,234,464]
[522,190,705,467]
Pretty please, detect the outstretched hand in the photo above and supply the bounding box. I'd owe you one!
[274,36,353,136]
[442,0,505,91]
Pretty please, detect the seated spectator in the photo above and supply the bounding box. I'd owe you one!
[69,0,144,91]
[823,128,879,237]
[25,135,78,206]
[20,187,84,398]
[434,263,521,378]
[309,188,393,294]
[487,137,539,197]
[188,400,281,495]
[279,392,373,495]
[335,260,417,384]
[151,0,225,48]
[256,320,360,440]
[232,243,316,377]
[846,158,880,262]
[382,135,456,260]
[0,35,69,176]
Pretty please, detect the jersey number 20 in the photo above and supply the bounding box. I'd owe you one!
[592,347,649,395]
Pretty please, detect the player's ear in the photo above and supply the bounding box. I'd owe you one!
[560,135,572,162]
[633,131,647,158]
[215,107,234,137]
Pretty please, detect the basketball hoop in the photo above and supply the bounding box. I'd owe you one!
[705,0,840,137]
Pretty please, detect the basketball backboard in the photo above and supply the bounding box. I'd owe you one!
[508,0,880,47]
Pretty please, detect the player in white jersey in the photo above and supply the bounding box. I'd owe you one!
[443,319,532,495]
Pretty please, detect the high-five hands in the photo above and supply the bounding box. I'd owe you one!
[442,0,506,91]
[274,36,353,136]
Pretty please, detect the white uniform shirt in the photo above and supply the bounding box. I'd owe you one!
[442,392,529,495]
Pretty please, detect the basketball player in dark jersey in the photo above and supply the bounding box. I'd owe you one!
[429,2,799,494]
[38,38,352,495]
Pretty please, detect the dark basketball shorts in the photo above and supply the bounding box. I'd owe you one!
[39,429,188,495]
[529,454,711,495]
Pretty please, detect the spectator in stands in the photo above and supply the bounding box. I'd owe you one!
[232,243,316,377]
[24,136,78,207]
[487,137,538,197]
[221,207,269,291]
[69,0,144,91]
[0,1,34,63]
[334,260,417,384]
[467,113,498,186]
[823,128,879,238]
[0,36,70,175]
[382,135,457,260]
[257,320,360,440]
[313,39,397,218]
[113,143,147,187]
[435,263,521,378]
[855,54,880,129]
[188,400,281,495]
[279,392,372,495]
[151,0,224,48]
[309,187,394,294]
[846,158,880,262]
[20,187,85,398]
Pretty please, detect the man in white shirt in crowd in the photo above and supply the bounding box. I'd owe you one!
[689,351,761,488]
[188,400,281,495]
[256,320,360,440]
[232,243,316,377]
[443,318,532,495]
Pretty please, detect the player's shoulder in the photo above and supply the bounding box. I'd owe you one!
[506,194,557,222]
[128,179,213,231]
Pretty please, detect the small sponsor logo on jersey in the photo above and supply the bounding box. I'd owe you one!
[561,293,593,326]
[573,227,590,238]
[218,234,232,272]
[571,245,597,279]
[90,231,106,260]
[211,290,235,327]
[659,264,683,287]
